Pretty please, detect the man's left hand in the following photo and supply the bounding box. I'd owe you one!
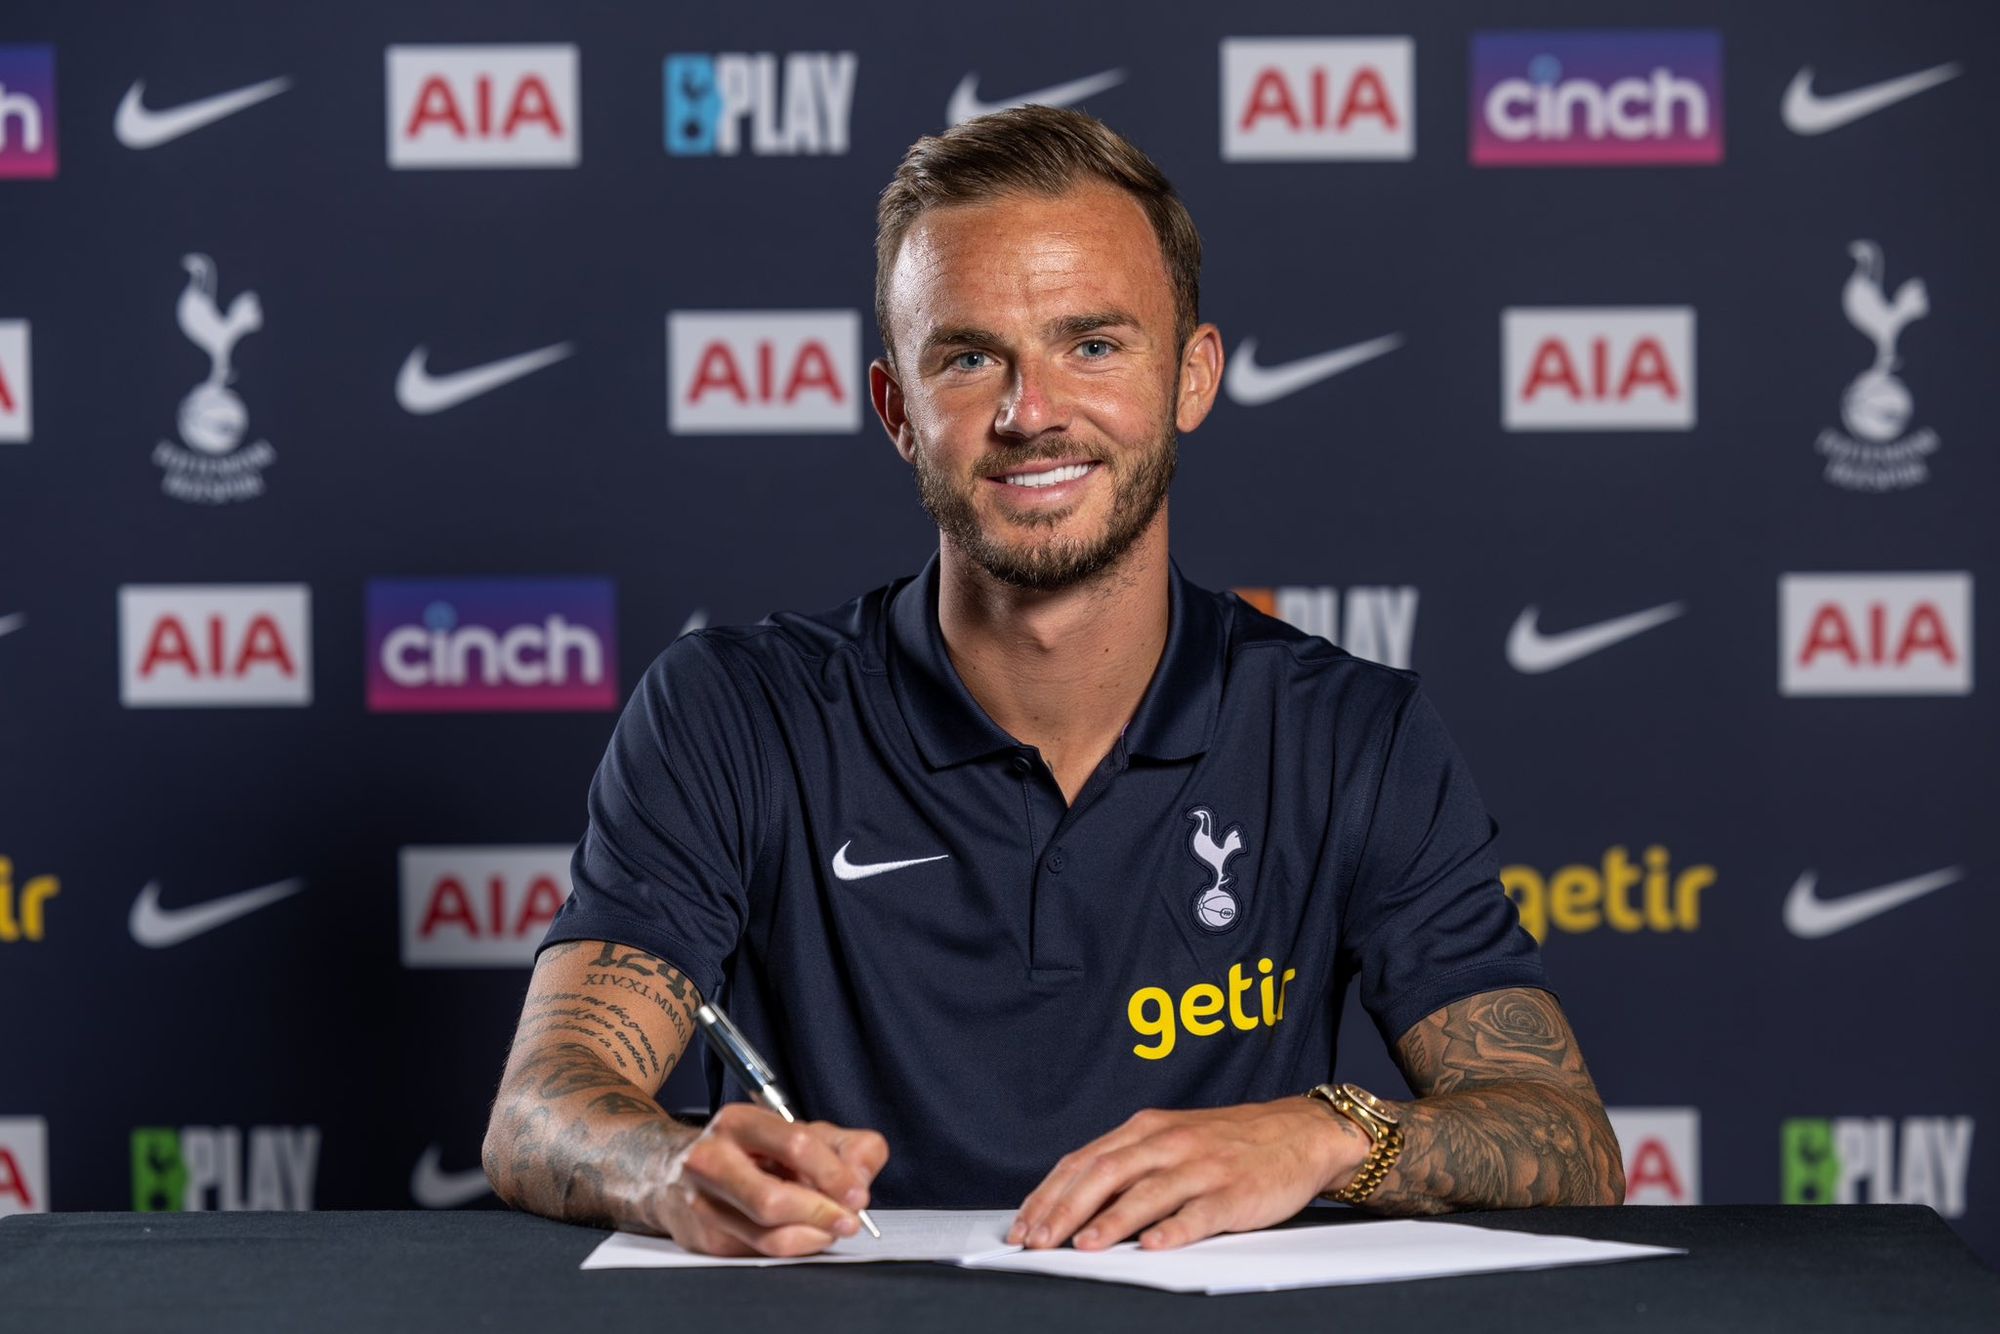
[1008,1099,1370,1251]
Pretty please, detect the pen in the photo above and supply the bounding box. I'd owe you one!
[695,1000,881,1240]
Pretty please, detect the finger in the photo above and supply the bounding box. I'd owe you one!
[684,1189,841,1259]
[1024,1134,1181,1250]
[1137,1194,1229,1251]
[681,1134,859,1236]
[1011,1113,1162,1244]
[826,1126,890,1189]
[1071,1167,1210,1251]
[719,1108,869,1211]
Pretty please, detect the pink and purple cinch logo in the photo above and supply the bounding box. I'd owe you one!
[1470,31,1722,167]
[366,578,619,712]
[0,45,57,179]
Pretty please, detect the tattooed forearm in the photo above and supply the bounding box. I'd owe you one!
[1363,988,1624,1214]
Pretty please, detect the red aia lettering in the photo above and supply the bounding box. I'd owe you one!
[0,1147,32,1210]
[419,874,566,938]
[688,341,845,405]
[1801,602,1958,667]
[139,615,296,679]
[0,363,14,413]
[1627,1139,1685,1202]
[1523,337,1680,403]
[405,74,564,140]
[1240,66,1398,132]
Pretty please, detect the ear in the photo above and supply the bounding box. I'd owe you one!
[869,357,918,464]
[1174,323,1225,434]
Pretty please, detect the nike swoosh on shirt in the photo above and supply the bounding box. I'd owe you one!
[114,76,293,149]
[1783,866,1965,939]
[396,343,575,416]
[0,613,23,639]
[1781,63,1963,136]
[1223,334,1404,407]
[1506,602,1685,674]
[831,840,950,881]
[129,878,305,948]
[947,69,1126,125]
[410,1145,493,1209]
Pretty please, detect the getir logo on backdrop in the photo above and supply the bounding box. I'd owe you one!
[1783,1117,1973,1218]
[133,1126,319,1211]
[0,1117,48,1215]
[387,45,578,168]
[0,45,57,179]
[665,53,856,156]
[1780,573,1971,696]
[1503,307,1694,431]
[119,585,311,707]
[1502,845,1713,943]
[1220,38,1413,160]
[401,845,573,967]
[0,319,29,441]
[1607,1108,1699,1205]
[1471,31,1721,166]
[1233,585,1418,669]
[668,311,859,434]
[366,578,617,712]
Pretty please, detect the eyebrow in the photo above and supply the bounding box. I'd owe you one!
[920,309,1143,358]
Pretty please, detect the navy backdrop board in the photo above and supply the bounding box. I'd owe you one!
[0,0,1994,1261]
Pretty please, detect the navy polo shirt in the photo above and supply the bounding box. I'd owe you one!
[541,553,1547,1207]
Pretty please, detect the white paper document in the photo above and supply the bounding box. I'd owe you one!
[581,1208,1020,1269]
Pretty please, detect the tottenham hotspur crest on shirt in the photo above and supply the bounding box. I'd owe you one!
[1185,806,1247,933]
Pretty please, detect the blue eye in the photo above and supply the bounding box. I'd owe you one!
[1078,339,1113,358]
[950,350,990,370]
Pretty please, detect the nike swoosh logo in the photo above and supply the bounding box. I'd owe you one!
[1223,334,1404,407]
[115,76,293,149]
[129,878,305,948]
[410,1144,492,1209]
[1784,866,1965,939]
[831,840,950,882]
[0,613,23,639]
[1782,63,1963,136]
[947,69,1126,125]
[396,342,575,415]
[1507,602,1685,674]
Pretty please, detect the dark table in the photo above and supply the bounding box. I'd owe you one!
[2,1206,1996,1333]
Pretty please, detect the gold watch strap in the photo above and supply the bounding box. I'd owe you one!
[1307,1084,1405,1206]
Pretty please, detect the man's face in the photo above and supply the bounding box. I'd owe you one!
[874,181,1197,592]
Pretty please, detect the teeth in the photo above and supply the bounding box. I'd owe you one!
[1001,463,1094,488]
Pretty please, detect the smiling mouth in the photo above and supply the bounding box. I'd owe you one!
[989,460,1102,489]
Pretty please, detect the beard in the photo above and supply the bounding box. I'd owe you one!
[912,427,1178,593]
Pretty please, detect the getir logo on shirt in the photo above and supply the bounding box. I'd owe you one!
[1220,38,1413,160]
[387,45,578,169]
[400,845,573,967]
[0,319,29,441]
[0,1117,48,1215]
[1470,31,1722,166]
[366,578,617,712]
[119,585,312,708]
[668,310,858,434]
[1780,573,1971,696]
[1503,307,1694,431]
[1606,1107,1700,1205]
[0,45,57,179]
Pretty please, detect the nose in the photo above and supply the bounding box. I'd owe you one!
[993,356,1070,440]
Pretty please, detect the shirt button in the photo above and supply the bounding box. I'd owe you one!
[1009,754,1034,776]
[1046,848,1066,873]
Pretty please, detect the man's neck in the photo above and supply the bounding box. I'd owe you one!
[935,518,1171,805]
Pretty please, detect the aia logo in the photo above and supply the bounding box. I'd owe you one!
[1471,31,1722,167]
[1221,38,1413,161]
[0,319,28,442]
[119,585,312,707]
[0,45,57,179]
[400,846,572,967]
[387,45,578,169]
[0,1117,48,1215]
[1503,307,1694,431]
[668,310,859,434]
[664,52,857,156]
[366,578,617,712]
[1780,573,1971,696]
[1606,1108,1699,1205]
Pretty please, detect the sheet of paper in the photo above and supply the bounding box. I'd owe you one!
[962,1218,1682,1293]
[580,1208,1020,1269]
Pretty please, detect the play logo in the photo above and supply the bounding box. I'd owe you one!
[668,311,859,434]
[366,578,617,712]
[1783,1116,1973,1218]
[0,45,57,179]
[1471,30,1722,166]
[1220,38,1414,161]
[387,44,578,169]
[1780,573,1970,696]
[400,845,573,967]
[132,1125,319,1211]
[1606,1107,1699,1205]
[1233,584,1418,669]
[664,52,856,155]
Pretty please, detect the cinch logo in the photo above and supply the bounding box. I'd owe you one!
[0,1117,48,1215]
[1233,585,1418,669]
[0,319,28,441]
[1127,957,1298,1061]
[668,310,858,434]
[1606,1107,1700,1205]
[1501,845,1713,943]
[1503,307,1694,431]
[400,845,573,967]
[1780,573,1971,697]
[1783,1116,1973,1218]
[1471,31,1722,166]
[665,53,856,156]
[119,585,312,708]
[0,856,58,942]
[0,45,57,179]
[366,578,617,712]
[132,1126,320,1211]
[1220,38,1413,161]
[387,45,578,169]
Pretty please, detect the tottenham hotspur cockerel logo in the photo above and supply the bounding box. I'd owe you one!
[1186,807,1247,933]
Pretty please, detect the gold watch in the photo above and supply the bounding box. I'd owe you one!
[1306,1082,1404,1205]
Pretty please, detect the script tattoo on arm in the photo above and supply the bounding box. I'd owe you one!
[1363,988,1625,1214]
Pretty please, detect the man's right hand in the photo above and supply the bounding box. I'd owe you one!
[658,1104,889,1257]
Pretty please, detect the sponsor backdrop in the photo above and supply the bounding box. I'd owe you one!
[0,0,1993,1263]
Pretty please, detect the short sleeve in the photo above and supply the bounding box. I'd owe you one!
[538,633,767,1005]
[1340,683,1549,1047]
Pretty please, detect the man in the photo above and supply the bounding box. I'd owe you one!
[484,107,1623,1258]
